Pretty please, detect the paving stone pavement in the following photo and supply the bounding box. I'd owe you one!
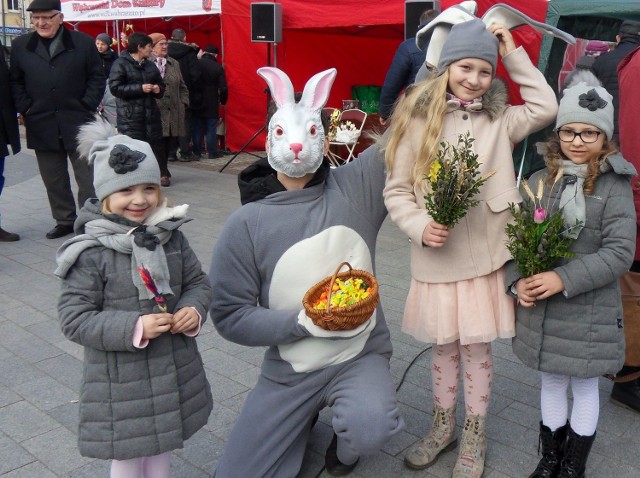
[1,147,639,477]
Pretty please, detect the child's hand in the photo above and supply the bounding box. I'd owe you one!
[422,221,449,248]
[141,313,173,339]
[488,23,516,57]
[524,271,565,301]
[515,278,538,308]
[171,307,199,334]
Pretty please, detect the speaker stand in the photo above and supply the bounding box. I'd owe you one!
[220,43,275,173]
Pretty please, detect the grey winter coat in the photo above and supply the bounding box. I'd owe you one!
[58,200,213,460]
[506,154,637,378]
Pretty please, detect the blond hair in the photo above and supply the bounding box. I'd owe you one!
[382,70,450,188]
[544,136,618,194]
[102,184,164,215]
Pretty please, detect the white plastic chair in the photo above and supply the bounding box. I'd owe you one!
[327,108,367,167]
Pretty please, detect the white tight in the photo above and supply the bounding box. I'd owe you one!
[540,372,599,436]
[110,452,171,478]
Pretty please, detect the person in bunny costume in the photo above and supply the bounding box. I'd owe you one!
[208,67,404,477]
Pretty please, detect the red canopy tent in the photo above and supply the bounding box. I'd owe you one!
[61,0,221,63]
[222,0,553,152]
[221,0,407,151]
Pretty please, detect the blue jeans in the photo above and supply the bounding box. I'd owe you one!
[192,117,219,156]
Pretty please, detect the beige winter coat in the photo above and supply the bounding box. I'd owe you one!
[384,47,557,283]
[156,56,189,138]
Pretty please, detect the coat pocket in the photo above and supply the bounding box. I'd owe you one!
[486,187,523,213]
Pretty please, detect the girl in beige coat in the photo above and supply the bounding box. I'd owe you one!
[383,19,557,477]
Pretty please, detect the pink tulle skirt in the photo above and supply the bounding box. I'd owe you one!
[402,268,515,345]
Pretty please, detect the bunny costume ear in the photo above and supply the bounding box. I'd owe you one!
[257,67,337,112]
[256,67,338,178]
[257,67,296,109]
[417,1,576,72]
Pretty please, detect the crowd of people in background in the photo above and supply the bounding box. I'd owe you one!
[0,0,228,240]
[2,1,640,478]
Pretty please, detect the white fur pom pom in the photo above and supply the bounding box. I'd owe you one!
[145,199,190,226]
[76,114,116,162]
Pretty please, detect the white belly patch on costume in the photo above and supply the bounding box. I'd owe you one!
[270,225,376,372]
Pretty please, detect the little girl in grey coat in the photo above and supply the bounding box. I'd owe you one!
[507,78,636,478]
[55,117,213,478]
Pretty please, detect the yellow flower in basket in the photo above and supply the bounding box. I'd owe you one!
[302,262,380,331]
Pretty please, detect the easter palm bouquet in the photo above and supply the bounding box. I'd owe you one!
[505,172,581,277]
[424,132,495,227]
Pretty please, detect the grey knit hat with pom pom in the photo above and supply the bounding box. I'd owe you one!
[77,116,160,201]
[556,82,614,140]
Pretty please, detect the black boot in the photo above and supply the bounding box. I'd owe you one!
[611,378,640,414]
[528,421,568,478]
[324,433,359,476]
[557,428,595,478]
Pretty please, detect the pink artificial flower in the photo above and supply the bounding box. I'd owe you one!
[533,208,547,224]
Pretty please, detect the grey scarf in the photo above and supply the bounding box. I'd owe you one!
[55,205,188,301]
[558,158,611,239]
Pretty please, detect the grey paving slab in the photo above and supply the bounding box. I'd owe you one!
[1,146,640,477]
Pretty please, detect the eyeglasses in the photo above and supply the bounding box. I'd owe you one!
[556,129,602,144]
[30,12,60,23]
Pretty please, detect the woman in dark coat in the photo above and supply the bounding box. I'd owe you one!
[108,32,164,144]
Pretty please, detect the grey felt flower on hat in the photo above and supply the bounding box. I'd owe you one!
[578,89,608,111]
[108,144,147,174]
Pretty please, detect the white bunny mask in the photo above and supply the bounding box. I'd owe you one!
[257,67,337,178]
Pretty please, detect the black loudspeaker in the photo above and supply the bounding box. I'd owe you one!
[251,2,282,43]
[405,0,440,40]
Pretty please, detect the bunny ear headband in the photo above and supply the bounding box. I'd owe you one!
[417,1,576,71]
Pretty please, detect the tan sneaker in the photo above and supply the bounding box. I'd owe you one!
[452,414,487,478]
[404,404,457,470]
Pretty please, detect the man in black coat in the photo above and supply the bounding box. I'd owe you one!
[193,45,228,159]
[0,40,21,242]
[9,0,105,239]
[592,20,640,142]
[167,28,202,161]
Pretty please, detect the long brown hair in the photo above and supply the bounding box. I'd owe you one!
[544,135,618,194]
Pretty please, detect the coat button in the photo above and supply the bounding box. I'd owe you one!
[462,114,469,120]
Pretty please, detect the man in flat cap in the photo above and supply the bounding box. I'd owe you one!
[592,20,640,142]
[10,0,105,239]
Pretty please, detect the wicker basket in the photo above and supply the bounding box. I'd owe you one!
[302,262,379,331]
